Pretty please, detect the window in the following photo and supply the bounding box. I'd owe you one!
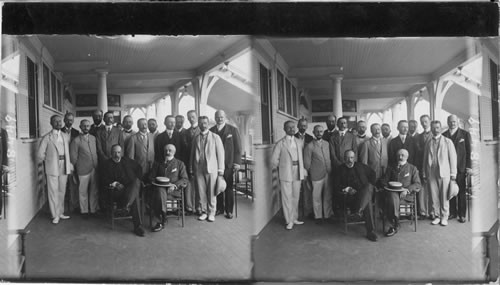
[285,79,292,115]
[50,72,57,109]
[27,57,39,138]
[276,69,299,118]
[259,63,273,144]
[43,64,50,106]
[57,79,62,111]
[490,59,498,139]
[277,69,285,112]
[292,85,298,117]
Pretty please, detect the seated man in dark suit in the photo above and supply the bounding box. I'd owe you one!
[101,144,145,237]
[149,144,189,232]
[338,150,378,242]
[382,149,421,237]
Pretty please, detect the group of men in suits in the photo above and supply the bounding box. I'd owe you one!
[271,113,471,241]
[38,107,242,236]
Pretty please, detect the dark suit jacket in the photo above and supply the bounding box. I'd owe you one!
[89,123,103,137]
[338,162,376,192]
[388,135,416,166]
[322,129,336,142]
[149,158,189,188]
[101,157,142,188]
[154,130,183,163]
[96,126,125,163]
[61,127,80,141]
[329,130,358,167]
[382,162,421,191]
[183,126,200,170]
[210,124,242,169]
[414,130,432,172]
[442,128,472,173]
[294,132,314,146]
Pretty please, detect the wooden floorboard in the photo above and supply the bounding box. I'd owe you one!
[253,211,485,283]
[24,194,254,282]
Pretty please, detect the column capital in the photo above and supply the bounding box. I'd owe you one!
[95,69,108,76]
[329,74,343,81]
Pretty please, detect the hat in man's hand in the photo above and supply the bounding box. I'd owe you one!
[215,176,227,196]
[447,180,459,200]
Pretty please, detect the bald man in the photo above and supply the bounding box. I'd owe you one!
[210,110,242,219]
[442,115,472,223]
[381,149,421,236]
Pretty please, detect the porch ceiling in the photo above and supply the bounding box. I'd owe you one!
[268,37,473,113]
[36,35,248,104]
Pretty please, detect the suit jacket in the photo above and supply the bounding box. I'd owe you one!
[125,132,155,177]
[210,124,242,169]
[183,125,201,170]
[122,129,136,149]
[337,162,376,192]
[38,130,71,176]
[190,131,225,175]
[382,162,421,191]
[415,130,433,171]
[423,135,457,179]
[271,136,305,182]
[155,130,183,163]
[303,139,331,181]
[89,123,103,137]
[442,128,472,173]
[294,132,314,146]
[61,126,80,141]
[96,126,125,163]
[149,158,189,188]
[70,134,98,176]
[100,156,142,188]
[388,135,417,166]
[329,130,358,167]
[359,137,388,180]
[322,129,336,142]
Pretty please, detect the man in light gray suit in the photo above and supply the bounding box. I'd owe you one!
[303,125,333,223]
[125,118,155,181]
[70,119,98,217]
[271,120,306,230]
[190,116,225,222]
[359,123,388,181]
[38,115,72,224]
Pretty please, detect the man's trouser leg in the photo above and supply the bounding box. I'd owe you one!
[280,181,293,224]
[47,174,68,218]
[224,168,234,215]
[322,175,333,218]
[184,179,194,212]
[357,184,375,233]
[454,172,467,218]
[114,179,142,228]
[439,177,450,220]
[311,179,324,219]
[385,191,400,227]
[302,178,313,218]
[206,172,218,217]
[196,173,207,214]
[153,186,167,223]
[78,172,91,214]
[417,173,429,216]
[87,170,98,213]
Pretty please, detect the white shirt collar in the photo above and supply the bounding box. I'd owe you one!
[339,130,347,135]
[52,129,60,136]
[217,123,226,131]
[201,130,209,135]
[449,127,458,135]
[433,134,442,140]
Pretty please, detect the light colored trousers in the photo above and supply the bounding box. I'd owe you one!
[185,178,196,212]
[78,169,98,214]
[418,173,430,216]
[311,175,333,219]
[196,172,217,217]
[280,180,301,224]
[47,174,68,219]
[428,168,450,219]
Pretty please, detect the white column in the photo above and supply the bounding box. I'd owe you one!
[192,77,201,117]
[96,70,108,113]
[330,74,343,118]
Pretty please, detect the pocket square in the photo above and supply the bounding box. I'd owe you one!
[171,168,177,172]
[227,134,233,138]
[404,173,410,177]
[459,138,465,143]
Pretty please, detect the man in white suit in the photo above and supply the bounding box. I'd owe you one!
[190,116,225,222]
[303,125,332,223]
[271,120,306,230]
[38,115,72,224]
[125,118,155,181]
[70,119,98,217]
[423,120,457,226]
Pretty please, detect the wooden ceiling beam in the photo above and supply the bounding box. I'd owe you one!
[298,76,430,89]
[64,71,196,82]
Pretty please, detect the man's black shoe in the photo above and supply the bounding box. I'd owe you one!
[225,213,233,219]
[367,231,378,242]
[185,211,193,216]
[385,227,398,237]
[81,213,89,220]
[418,215,427,220]
[458,216,466,223]
[134,226,145,237]
[215,210,224,216]
[151,223,164,232]
[449,214,456,220]
[315,219,323,225]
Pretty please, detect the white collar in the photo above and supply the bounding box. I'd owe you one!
[217,123,226,131]
[52,129,60,135]
[433,134,442,140]
[449,128,458,135]
[339,130,347,135]
[201,130,209,135]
